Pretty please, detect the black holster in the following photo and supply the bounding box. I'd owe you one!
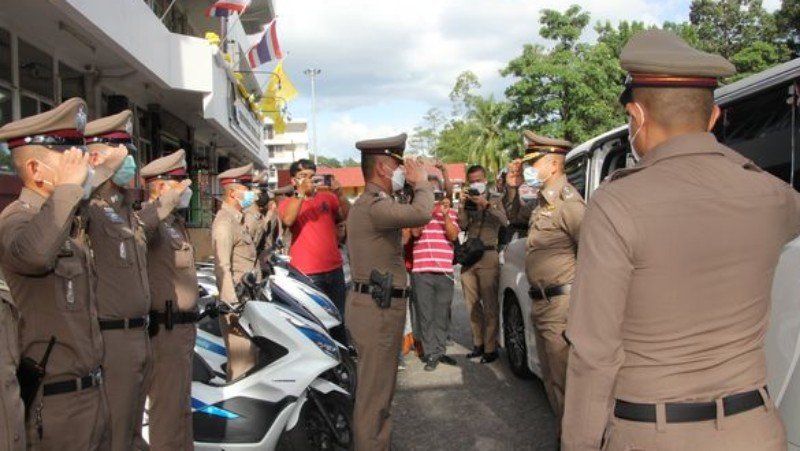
[17,336,56,418]
[369,270,393,309]
[148,300,175,337]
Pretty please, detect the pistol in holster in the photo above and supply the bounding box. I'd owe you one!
[148,300,175,338]
[369,270,393,310]
[17,336,56,418]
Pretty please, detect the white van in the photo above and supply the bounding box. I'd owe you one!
[498,58,800,449]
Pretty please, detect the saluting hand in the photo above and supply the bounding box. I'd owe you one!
[175,179,192,193]
[55,147,90,187]
[404,158,426,185]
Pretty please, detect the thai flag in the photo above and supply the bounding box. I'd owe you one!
[247,21,283,68]
[205,0,251,18]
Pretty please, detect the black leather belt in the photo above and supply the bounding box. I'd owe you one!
[353,282,409,299]
[614,388,766,423]
[150,310,199,326]
[99,316,149,330]
[43,368,103,396]
[528,284,572,301]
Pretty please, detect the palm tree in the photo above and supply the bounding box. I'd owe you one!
[466,96,510,177]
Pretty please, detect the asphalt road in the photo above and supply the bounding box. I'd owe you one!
[392,280,558,451]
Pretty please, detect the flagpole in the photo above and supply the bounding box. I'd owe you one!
[304,68,321,165]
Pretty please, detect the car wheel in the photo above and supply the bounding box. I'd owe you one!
[503,294,534,379]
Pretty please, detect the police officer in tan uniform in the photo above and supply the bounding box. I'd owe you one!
[0,98,110,450]
[140,150,197,450]
[244,171,269,247]
[521,131,583,439]
[0,280,24,450]
[346,133,433,451]
[212,163,258,381]
[458,165,509,363]
[562,30,800,451]
[84,110,177,451]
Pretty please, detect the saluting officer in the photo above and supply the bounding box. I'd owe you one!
[563,30,800,450]
[244,171,269,248]
[212,163,259,381]
[139,149,197,450]
[346,133,433,451]
[0,274,24,450]
[521,131,583,439]
[0,98,110,450]
[84,110,173,451]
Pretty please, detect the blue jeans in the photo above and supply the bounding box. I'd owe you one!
[309,267,348,345]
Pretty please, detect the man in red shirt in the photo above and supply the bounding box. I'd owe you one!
[279,159,350,342]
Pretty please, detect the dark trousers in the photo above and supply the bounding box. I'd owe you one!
[411,272,454,360]
[310,267,348,345]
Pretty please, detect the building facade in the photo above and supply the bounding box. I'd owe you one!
[264,118,309,186]
[0,0,275,233]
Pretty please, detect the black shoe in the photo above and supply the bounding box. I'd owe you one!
[466,346,484,359]
[424,358,439,372]
[438,355,457,366]
[480,351,499,364]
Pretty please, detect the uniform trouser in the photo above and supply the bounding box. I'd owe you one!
[220,313,257,381]
[411,272,454,360]
[460,252,500,353]
[102,328,151,451]
[147,324,196,450]
[601,390,786,451]
[346,291,406,451]
[531,293,569,436]
[25,385,110,450]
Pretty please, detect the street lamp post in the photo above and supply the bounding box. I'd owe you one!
[303,68,321,165]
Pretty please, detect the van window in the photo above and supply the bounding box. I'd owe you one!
[717,84,794,184]
[600,138,631,181]
[565,154,588,198]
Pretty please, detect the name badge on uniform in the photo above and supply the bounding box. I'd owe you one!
[103,206,125,224]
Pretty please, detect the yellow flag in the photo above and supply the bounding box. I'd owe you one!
[268,111,286,134]
[268,61,298,102]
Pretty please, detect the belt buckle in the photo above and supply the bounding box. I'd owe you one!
[91,368,102,386]
[143,315,150,328]
[123,318,131,329]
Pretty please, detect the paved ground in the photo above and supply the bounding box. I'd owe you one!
[392,281,558,451]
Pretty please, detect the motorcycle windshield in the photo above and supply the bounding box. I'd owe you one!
[269,281,326,329]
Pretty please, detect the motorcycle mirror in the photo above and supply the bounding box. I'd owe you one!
[243,272,258,288]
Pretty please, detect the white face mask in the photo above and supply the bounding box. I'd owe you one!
[391,166,406,192]
[178,187,192,209]
[523,166,544,189]
[469,182,486,195]
[628,102,645,163]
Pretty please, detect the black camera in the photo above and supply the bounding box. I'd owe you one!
[467,188,480,196]
[434,191,445,201]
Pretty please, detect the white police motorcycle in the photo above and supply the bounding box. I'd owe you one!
[188,273,354,450]
[196,254,357,394]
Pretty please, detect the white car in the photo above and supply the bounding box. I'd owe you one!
[498,57,800,449]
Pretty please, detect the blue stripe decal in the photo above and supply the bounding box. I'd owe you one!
[191,397,240,419]
[196,336,227,357]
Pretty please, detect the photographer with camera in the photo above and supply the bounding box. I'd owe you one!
[279,159,350,342]
[458,165,509,364]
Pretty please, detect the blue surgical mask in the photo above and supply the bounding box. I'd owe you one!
[112,155,137,187]
[238,190,256,209]
[523,166,543,189]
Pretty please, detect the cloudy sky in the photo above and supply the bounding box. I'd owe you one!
[266,0,781,162]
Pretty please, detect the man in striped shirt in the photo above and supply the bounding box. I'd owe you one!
[410,177,460,371]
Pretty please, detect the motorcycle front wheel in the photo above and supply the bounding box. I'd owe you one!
[278,390,354,451]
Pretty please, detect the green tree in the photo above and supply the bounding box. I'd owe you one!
[688,0,790,79]
[449,71,481,117]
[316,155,342,168]
[502,5,624,143]
[408,108,446,156]
[342,157,359,167]
[776,0,800,56]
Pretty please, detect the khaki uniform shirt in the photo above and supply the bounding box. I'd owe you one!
[563,133,800,450]
[347,182,434,288]
[0,186,104,381]
[86,183,151,319]
[458,193,509,248]
[244,208,267,250]
[503,185,534,233]
[525,175,585,289]
[212,203,257,304]
[0,286,24,449]
[145,212,198,312]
